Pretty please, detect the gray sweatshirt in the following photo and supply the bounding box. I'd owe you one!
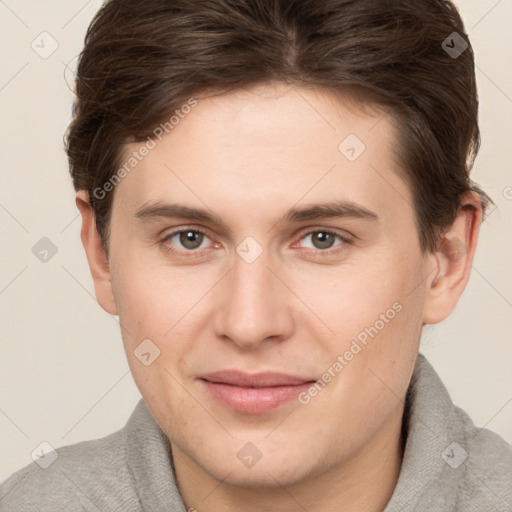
[1,353,511,511]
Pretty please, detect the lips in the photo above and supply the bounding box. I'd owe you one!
[197,370,316,414]
[200,370,313,387]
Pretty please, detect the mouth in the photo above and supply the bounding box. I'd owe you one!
[197,370,316,414]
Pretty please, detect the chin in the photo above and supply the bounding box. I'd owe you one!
[215,465,306,488]
[199,449,321,489]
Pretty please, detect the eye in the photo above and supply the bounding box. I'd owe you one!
[162,228,213,254]
[160,227,351,258]
[296,229,350,254]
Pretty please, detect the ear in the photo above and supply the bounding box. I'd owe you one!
[422,192,483,324]
[75,190,118,315]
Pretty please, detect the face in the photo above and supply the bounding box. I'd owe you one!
[105,82,432,487]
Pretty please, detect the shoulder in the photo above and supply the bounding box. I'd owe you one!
[394,354,512,511]
[453,404,512,510]
[0,423,142,512]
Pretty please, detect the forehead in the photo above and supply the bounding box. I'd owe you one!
[113,82,411,225]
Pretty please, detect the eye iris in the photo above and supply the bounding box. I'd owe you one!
[180,231,203,250]
[312,231,335,250]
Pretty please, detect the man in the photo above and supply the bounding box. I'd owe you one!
[1,0,511,510]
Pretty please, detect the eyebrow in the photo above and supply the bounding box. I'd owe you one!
[133,200,379,231]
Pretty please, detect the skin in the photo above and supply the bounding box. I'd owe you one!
[77,81,482,512]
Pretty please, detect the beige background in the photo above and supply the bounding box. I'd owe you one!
[1,0,511,482]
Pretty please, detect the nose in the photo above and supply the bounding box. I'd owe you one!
[213,251,294,350]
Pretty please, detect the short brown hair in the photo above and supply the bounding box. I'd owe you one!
[65,0,493,255]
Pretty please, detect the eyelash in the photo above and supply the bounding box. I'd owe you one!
[160,227,352,258]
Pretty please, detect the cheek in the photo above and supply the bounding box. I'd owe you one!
[110,257,222,395]
[299,250,424,400]
[111,256,208,340]
[288,250,418,342]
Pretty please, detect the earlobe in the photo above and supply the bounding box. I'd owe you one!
[422,193,483,324]
[76,191,118,315]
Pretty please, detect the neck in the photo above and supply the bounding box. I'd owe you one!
[172,401,406,512]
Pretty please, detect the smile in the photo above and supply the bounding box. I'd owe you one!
[197,371,316,414]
